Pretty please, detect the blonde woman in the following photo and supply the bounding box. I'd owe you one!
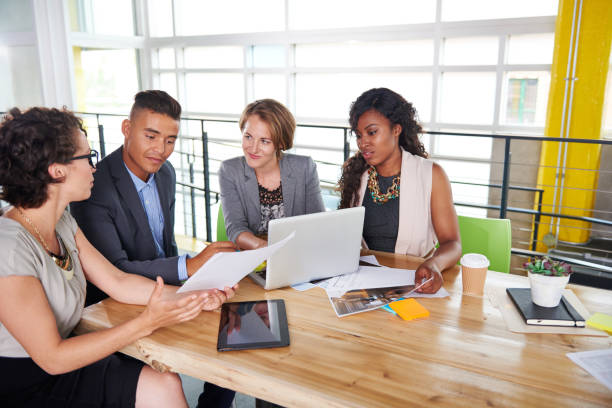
[219,99,325,249]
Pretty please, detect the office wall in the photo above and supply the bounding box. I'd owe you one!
[0,0,34,33]
[0,45,43,110]
[0,0,43,110]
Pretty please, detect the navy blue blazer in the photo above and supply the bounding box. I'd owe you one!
[71,146,181,285]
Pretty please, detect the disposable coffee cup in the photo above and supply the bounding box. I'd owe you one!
[460,253,490,295]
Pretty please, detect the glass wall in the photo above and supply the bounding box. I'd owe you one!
[142,0,559,223]
[57,0,561,234]
[69,0,136,36]
[68,0,141,114]
[146,1,558,129]
[74,47,140,113]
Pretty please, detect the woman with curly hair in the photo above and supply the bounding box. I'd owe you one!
[338,88,461,293]
[0,107,236,407]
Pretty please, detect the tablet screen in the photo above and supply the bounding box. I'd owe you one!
[217,299,290,351]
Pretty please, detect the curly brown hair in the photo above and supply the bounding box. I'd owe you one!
[338,88,427,208]
[0,107,86,208]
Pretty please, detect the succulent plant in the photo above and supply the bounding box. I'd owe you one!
[524,256,573,277]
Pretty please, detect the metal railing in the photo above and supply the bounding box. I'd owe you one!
[69,112,612,284]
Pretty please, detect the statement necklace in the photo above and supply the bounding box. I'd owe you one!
[17,208,74,280]
[367,166,401,205]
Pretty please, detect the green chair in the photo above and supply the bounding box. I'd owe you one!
[216,205,228,242]
[457,215,511,273]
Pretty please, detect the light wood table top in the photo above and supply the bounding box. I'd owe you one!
[75,250,612,407]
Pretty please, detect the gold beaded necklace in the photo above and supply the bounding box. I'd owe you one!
[367,166,400,204]
[16,208,74,280]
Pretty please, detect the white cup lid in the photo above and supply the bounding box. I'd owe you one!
[460,253,490,268]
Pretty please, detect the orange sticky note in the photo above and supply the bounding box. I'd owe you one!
[389,298,429,321]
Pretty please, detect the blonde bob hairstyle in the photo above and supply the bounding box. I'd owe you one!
[239,99,295,160]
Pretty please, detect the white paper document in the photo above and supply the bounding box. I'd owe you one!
[567,349,612,391]
[325,266,416,296]
[290,257,383,292]
[325,265,449,304]
[177,232,295,293]
[359,255,381,266]
[290,282,318,291]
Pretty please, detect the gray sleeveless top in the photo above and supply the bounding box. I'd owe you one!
[0,209,86,358]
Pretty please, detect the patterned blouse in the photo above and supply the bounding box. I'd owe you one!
[257,183,285,235]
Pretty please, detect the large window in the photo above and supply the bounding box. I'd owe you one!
[74,48,140,113]
[145,1,559,222]
[147,2,558,133]
[69,0,136,36]
[63,0,560,233]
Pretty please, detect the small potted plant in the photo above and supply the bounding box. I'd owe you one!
[524,257,573,307]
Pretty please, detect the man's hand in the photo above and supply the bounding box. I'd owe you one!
[186,241,237,277]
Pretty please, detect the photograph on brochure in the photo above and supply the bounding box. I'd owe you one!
[330,277,433,318]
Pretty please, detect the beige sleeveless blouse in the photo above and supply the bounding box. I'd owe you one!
[355,149,438,257]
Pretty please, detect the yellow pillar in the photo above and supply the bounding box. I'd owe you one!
[535,0,612,251]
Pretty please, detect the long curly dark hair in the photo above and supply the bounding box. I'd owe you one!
[338,88,427,208]
[0,107,86,208]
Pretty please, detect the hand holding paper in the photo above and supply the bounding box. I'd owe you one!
[177,232,295,293]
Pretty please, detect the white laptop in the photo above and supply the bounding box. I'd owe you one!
[249,206,365,290]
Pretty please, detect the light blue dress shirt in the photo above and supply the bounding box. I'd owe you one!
[125,165,188,281]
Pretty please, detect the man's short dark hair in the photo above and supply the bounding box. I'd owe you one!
[129,90,181,120]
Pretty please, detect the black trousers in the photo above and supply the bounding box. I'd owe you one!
[198,382,236,408]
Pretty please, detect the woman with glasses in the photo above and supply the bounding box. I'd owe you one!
[337,88,461,294]
[219,99,325,249]
[70,148,99,168]
[0,107,236,407]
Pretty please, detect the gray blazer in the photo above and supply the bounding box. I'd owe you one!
[219,153,325,242]
[71,146,181,285]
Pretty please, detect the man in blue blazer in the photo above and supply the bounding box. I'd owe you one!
[72,90,236,408]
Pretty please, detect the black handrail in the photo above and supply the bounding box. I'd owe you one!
[26,111,609,275]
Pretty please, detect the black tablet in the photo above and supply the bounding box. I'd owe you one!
[217,299,290,351]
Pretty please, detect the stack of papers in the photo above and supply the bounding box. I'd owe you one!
[323,260,449,318]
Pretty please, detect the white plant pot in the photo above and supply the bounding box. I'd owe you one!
[528,272,570,308]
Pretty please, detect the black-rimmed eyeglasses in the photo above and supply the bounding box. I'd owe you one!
[68,149,99,168]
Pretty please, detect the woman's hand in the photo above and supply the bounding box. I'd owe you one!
[197,284,238,311]
[415,261,443,294]
[140,277,209,334]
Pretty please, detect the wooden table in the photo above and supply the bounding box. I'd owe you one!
[75,250,612,407]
